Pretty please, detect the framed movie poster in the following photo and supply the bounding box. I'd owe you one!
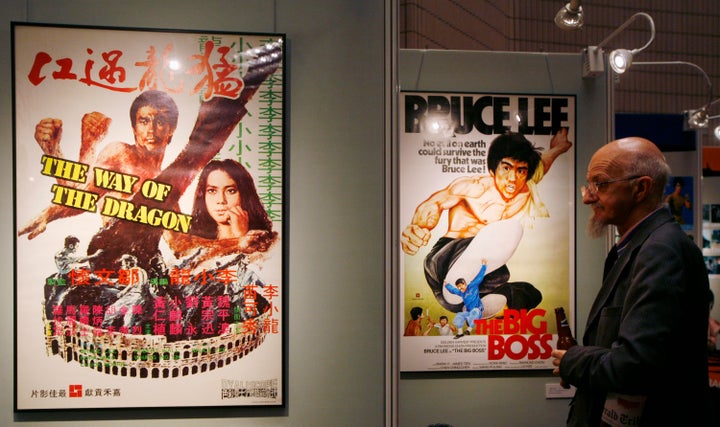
[13,23,285,409]
[399,91,576,371]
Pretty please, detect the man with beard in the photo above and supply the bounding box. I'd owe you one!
[401,129,572,314]
[551,137,711,426]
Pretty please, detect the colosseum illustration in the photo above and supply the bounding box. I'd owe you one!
[42,253,275,378]
[43,309,270,379]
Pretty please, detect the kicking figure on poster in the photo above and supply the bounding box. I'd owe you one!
[445,259,487,338]
[401,130,573,314]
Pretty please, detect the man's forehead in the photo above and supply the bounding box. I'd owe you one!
[500,157,529,168]
[136,105,171,116]
[587,150,622,177]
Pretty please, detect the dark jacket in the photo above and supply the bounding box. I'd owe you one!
[560,208,711,426]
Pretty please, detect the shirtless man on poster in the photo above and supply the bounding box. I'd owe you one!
[19,40,283,273]
[401,129,572,313]
[18,90,179,240]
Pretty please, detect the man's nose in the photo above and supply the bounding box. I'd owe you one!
[581,189,596,205]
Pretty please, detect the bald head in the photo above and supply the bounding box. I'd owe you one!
[594,137,664,169]
[590,137,669,203]
[584,137,671,237]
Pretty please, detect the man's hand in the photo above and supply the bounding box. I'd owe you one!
[34,118,63,158]
[81,112,111,143]
[89,249,104,259]
[541,128,573,173]
[18,211,48,240]
[80,112,112,163]
[401,224,431,255]
[551,349,570,389]
[549,127,573,155]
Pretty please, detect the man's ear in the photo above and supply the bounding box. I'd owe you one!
[633,176,653,202]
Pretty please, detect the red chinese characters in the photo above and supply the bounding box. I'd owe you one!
[26,41,245,99]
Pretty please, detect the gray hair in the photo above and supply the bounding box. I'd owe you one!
[624,150,670,204]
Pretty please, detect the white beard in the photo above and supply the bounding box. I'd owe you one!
[586,215,609,239]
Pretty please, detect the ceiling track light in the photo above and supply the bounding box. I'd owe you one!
[687,97,720,129]
[688,109,710,129]
[582,12,656,78]
[608,49,634,74]
[554,0,583,31]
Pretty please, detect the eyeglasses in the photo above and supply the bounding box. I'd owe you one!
[580,175,643,197]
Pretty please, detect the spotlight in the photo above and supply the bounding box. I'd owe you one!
[582,12,655,78]
[688,109,709,128]
[714,125,720,141]
[687,97,720,129]
[554,1,583,31]
[608,49,633,74]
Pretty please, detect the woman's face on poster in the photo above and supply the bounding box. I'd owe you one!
[205,169,242,225]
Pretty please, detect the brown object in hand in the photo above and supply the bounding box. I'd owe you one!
[555,306,578,350]
[555,307,577,389]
